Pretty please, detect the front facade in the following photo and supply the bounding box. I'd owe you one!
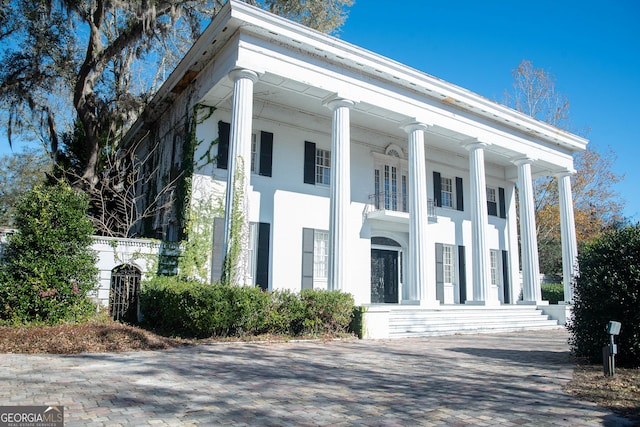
[128,1,585,310]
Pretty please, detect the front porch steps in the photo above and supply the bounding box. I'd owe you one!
[387,305,561,338]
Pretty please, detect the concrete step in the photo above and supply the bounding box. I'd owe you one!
[387,305,561,337]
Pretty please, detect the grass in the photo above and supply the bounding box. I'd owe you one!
[0,319,638,422]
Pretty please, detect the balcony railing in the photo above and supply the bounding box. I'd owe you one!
[367,192,436,219]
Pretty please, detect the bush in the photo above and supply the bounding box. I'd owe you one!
[139,277,355,338]
[0,183,98,324]
[541,283,564,304]
[300,289,354,335]
[568,224,640,367]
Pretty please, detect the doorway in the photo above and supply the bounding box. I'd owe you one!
[371,248,399,303]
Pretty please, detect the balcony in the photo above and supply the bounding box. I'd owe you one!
[365,192,436,223]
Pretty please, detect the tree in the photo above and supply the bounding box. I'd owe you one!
[506,60,625,278]
[1,0,353,186]
[0,183,98,324]
[568,224,640,367]
[1,0,353,236]
[0,150,52,226]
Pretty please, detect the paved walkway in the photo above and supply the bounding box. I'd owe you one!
[1,329,635,426]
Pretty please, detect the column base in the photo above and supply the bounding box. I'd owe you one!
[418,300,441,308]
[465,300,501,306]
[401,299,421,305]
[518,300,549,306]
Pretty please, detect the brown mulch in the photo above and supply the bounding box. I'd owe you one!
[0,321,191,354]
[564,363,640,422]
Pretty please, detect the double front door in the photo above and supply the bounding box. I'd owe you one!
[371,248,399,303]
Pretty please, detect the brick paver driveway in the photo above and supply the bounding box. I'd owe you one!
[1,329,635,426]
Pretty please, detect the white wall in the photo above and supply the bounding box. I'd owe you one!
[190,105,516,306]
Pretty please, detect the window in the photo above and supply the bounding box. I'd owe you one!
[313,230,329,279]
[441,177,454,208]
[435,243,459,304]
[246,222,258,286]
[250,133,258,174]
[487,187,498,217]
[302,228,330,289]
[217,122,272,177]
[372,148,408,213]
[490,250,501,287]
[433,171,463,211]
[487,186,506,218]
[315,149,331,185]
[304,141,332,185]
[443,245,454,284]
[212,219,270,290]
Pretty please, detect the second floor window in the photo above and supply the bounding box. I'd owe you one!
[304,141,331,185]
[441,176,454,209]
[315,149,331,185]
[487,187,498,216]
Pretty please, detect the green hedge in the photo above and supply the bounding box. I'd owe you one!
[568,224,640,367]
[541,283,564,304]
[139,277,356,338]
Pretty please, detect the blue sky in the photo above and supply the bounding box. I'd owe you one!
[2,1,638,220]
[339,0,640,221]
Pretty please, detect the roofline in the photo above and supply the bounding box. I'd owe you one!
[127,0,587,152]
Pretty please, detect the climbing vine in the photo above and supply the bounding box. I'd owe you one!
[221,157,248,285]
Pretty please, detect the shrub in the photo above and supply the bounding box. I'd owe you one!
[568,224,640,367]
[139,277,355,338]
[541,283,564,304]
[0,183,98,324]
[300,289,354,335]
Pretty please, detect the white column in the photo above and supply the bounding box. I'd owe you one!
[223,68,258,286]
[403,122,437,306]
[325,96,355,291]
[464,141,497,305]
[513,157,543,304]
[557,171,578,304]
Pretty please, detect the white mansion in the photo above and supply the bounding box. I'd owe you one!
[126,0,585,336]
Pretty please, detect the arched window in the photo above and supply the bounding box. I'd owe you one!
[109,264,141,323]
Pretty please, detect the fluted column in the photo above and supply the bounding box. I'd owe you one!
[403,122,436,305]
[325,96,355,291]
[557,171,578,304]
[513,157,543,304]
[223,68,258,285]
[465,141,496,305]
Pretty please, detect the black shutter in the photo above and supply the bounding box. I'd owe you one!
[435,243,444,303]
[255,222,270,290]
[301,228,314,289]
[433,171,442,207]
[211,217,226,283]
[456,177,464,211]
[502,250,510,303]
[458,246,467,303]
[259,131,273,177]
[304,141,316,184]
[217,121,230,170]
[499,187,507,219]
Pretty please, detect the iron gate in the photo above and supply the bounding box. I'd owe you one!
[109,264,141,323]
